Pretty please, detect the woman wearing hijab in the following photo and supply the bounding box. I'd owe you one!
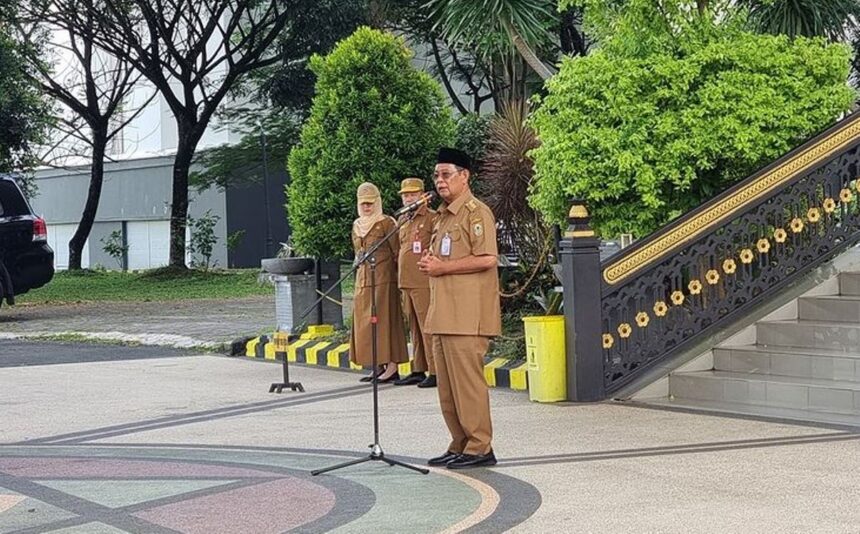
[350,182,409,383]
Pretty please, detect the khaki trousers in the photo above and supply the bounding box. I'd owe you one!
[432,334,492,455]
[402,288,434,374]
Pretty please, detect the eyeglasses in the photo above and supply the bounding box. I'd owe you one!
[433,169,462,182]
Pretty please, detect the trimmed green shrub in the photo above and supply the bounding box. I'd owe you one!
[287,27,456,258]
[531,3,855,238]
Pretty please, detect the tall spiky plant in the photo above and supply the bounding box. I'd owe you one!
[424,0,557,80]
[744,0,860,40]
[481,100,553,309]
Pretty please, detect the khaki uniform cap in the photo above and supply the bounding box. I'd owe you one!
[399,178,425,194]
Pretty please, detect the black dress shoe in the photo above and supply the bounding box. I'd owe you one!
[393,372,426,386]
[427,451,461,466]
[416,375,437,388]
[446,450,497,469]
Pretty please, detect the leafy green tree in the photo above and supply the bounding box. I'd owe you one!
[0,28,48,181]
[425,0,558,80]
[379,0,586,112]
[287,27,455,259]
[191,0,370,191]
[531,1,855,238]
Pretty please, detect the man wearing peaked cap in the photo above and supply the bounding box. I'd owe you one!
[394,176,437,388]
[418,147,501,470]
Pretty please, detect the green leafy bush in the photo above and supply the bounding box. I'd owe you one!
[100,230,128,270]
[287,27,456,258]
[530,4,855,238]
[188,210,220,270]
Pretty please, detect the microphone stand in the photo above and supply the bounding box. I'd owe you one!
[288,199,430,336]
[310,209,429,476]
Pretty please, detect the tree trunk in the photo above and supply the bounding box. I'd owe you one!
[68,127,108,271]
[430,40,469,116]
[507,25,555,81]
[169,128,199,268]
[560,8,587,56]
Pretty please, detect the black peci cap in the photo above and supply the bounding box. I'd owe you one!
[436,147,471,171]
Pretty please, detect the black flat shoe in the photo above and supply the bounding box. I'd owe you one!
[416,375,437,388]
[373,372,400,384]
[447,450,497,469]
[427,451,461,466]
[394,372,426,386]
[359,367,384,383]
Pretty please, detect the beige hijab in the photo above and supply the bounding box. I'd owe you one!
[354,182,386,238]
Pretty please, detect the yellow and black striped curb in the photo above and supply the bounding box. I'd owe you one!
[240,334,528,391]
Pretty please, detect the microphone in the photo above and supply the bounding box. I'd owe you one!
[394,191,436,218]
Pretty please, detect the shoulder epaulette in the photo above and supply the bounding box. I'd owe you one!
[465,199,478,212]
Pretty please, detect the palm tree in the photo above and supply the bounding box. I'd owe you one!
[424,0,557,80]
[743,0,860,40]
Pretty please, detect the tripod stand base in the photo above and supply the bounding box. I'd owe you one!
[269,382,305,393]
[311,444,430,476]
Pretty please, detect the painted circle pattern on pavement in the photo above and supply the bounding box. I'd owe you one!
[0,444,540,533]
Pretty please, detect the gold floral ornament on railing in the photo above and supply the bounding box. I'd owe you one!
[653,301,668,317]
[757,238,771,253]
[840,188,854,203]
[740,248,755,264]
[807,207,821,223]
[617,323,632,338]
[635,312,650,327]
[670,290,685,305]
[723,258,737,274]
[602,333,614,349]
[823,198,837,213]
[774,228,788,243]
[688,280,703,295]
[791,217,805,233]
[706,269,720,284]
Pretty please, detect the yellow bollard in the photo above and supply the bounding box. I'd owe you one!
[522,316,567,402]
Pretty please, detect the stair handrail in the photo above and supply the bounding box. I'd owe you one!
[560,111,860,401]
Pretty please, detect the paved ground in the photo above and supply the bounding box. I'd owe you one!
[0,340,190,367]
[0,298,276,347]
[2,340,859,533]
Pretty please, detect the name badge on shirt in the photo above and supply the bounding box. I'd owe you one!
[412,240,422,254]
[440,233,452,257]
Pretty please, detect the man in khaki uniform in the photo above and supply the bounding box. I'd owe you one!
[418,147,501,470]
[394,177,438,388]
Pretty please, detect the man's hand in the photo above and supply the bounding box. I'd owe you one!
[418,250,446,277]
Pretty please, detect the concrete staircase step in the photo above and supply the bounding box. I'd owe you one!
[645,396,860,428]
[670,370,860,414]
[839,272,860,296]
[798,295,860,323]
[756,320,860,351]
[714,345,860,382]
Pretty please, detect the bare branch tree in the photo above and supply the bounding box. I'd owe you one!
[44,0,298,267]
[15,0,155,270]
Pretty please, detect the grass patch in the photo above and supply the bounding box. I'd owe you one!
[25,332,223,353]
[17,268,272,305]
[27,333,144,347]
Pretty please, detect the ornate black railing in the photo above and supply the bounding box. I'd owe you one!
[560,112,860,401]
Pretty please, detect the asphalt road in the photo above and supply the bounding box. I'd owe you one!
[0,339,192,367]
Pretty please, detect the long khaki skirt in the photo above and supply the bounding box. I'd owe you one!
[350,281,409,366]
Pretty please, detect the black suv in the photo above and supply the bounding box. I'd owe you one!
[0,175,54,307]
